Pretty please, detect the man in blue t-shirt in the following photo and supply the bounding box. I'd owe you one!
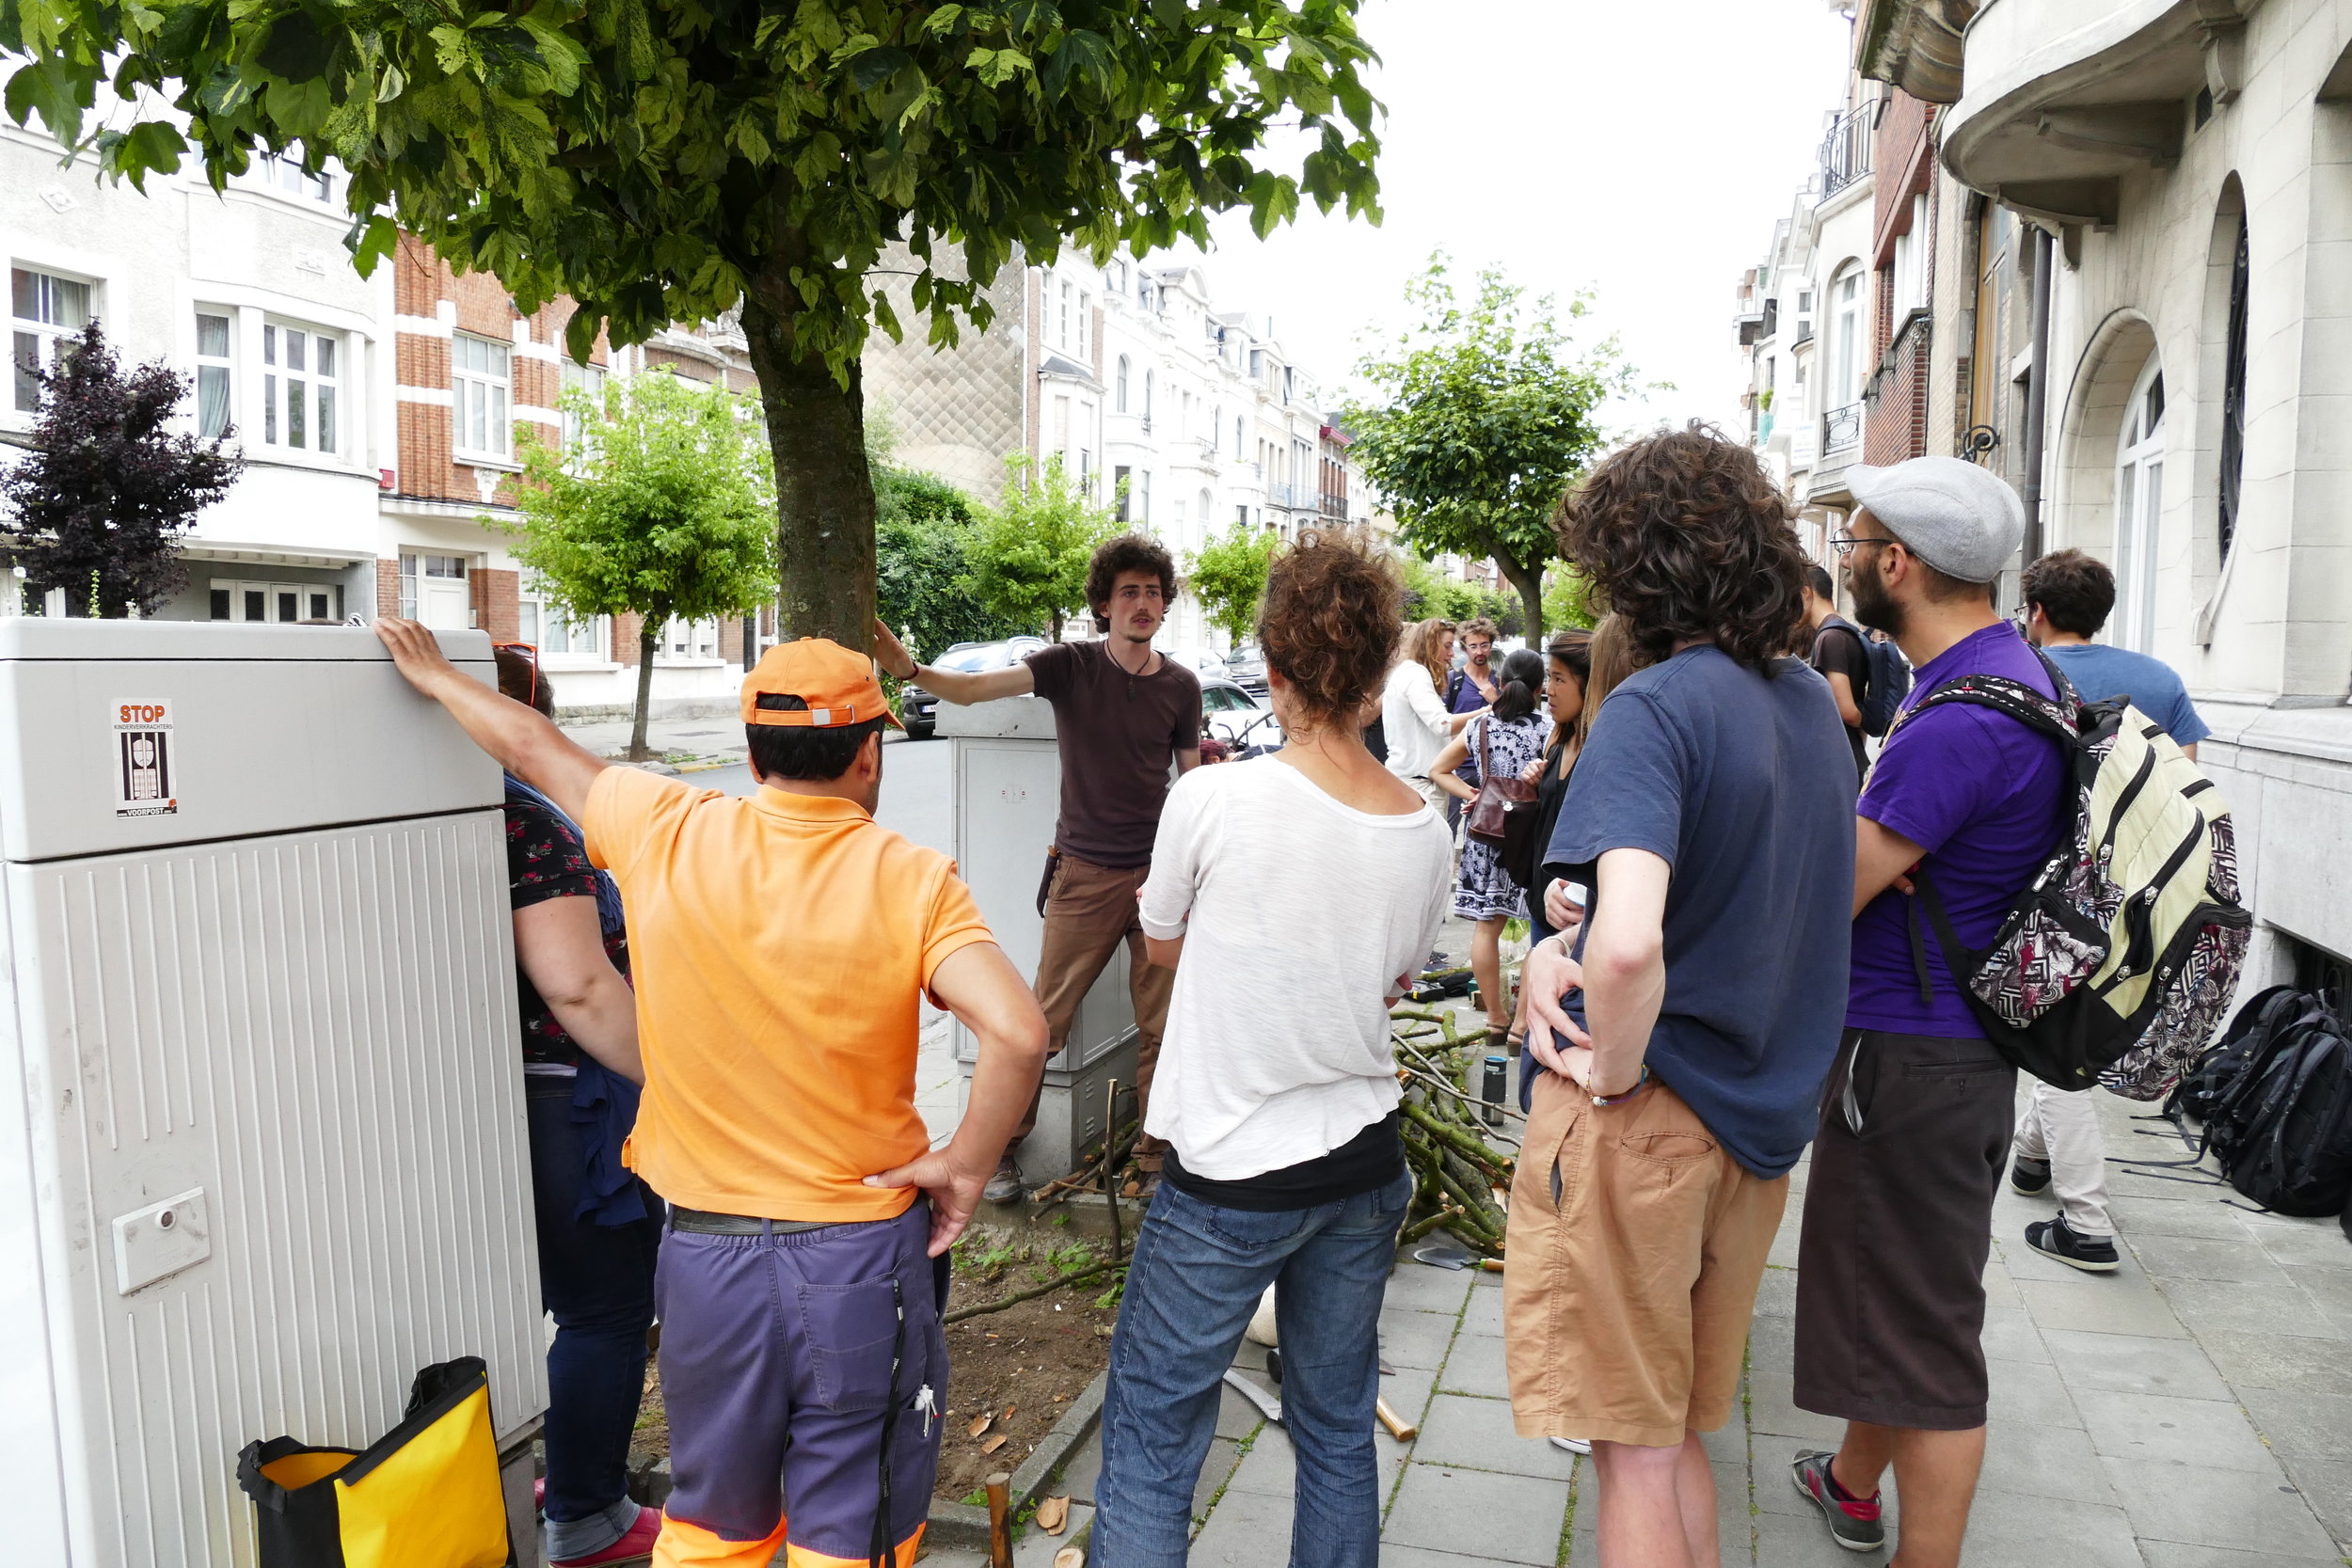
[1790,456,2059,1566]
[1516,427,1853,1567]
[2004,548,2212,1274]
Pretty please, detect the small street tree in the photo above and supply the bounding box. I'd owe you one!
[1187,522,1279,646]
[875,466,1025,659]
[507,373,775,759]
[0,321,240,616]
[962,454,1119,641]
[1346,257,1638,643]
[18,1,1382,650]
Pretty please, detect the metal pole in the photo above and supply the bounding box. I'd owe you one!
[2020,224,2057,569]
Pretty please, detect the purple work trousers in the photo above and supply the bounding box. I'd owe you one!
[652,1202,948,1568]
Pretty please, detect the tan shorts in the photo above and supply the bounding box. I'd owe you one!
[1502,1070,1788,1449]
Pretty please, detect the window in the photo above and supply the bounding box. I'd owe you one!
[1057,279,1073,350]
[2217,214,2249,560]
[398,553,469,620]
[661,618,721,659]
[1114,465,1132,523]
[208,578,342,622]
[1233,417,1244,458]
[261,321,340,453]
[1078,293,1090,358]
[11,267,91,412]
[2113,362,2166,652]
[260,151,334,203]
[195,311,232,437]
[1116,356,1130,413]
[453,334,512,459]
[1142,369,1154,426]
[1136,468,1151,524]
[562,358,607,452]
[518,586,605,657]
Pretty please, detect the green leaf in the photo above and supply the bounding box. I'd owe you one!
[258,10,333,82]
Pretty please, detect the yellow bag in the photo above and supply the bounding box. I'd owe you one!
[238,1357,513,1568]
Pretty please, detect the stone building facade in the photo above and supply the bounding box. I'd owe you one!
[1740,0,2352,995]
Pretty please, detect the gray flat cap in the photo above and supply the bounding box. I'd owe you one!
[1847,456,2025,583]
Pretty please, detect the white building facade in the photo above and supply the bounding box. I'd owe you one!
[865,249,1372,657]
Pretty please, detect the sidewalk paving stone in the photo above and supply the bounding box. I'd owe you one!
[2236,1385,2352,1465]
[2042,1328,2234,1401]
[2197,1328,2352,1398]
[2157,1277,2346,1342]
[2099,1454,2344,1560]
[1958,1486,2144,1568]
[2074,1387,2279,1471]
[2129,1230,2298,1285]
[1384,1464,1569,1567]
[1411,1393,1576,1481]
[1376,1309,1458,1372]
[2018,1275,2193,1338]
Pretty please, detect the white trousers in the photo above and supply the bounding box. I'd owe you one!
[2010,1081,2114,1238]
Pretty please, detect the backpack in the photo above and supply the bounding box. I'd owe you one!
[1820,620,1912,737]
[2208,1010,2352,1216]
[2167,985,2314,1131]
[1899,650,2251,1097]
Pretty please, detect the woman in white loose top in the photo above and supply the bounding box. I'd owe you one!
[1379,616,1482,815]
[1093,531,1454,1568]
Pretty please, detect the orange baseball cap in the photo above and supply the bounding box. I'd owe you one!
[741,638,905,730]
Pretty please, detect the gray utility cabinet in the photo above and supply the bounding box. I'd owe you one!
[939,695,1136,1183]
[0,621,546,1566]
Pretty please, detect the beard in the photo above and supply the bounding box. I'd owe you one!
[1849,555,1904,641]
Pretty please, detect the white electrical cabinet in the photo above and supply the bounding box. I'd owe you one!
[0,621,547,1567]
[939,696,1137,1180]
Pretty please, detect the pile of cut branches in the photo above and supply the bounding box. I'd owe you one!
[1391,1006,1519,1258]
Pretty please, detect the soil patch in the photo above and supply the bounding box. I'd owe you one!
[933,1270,1119,1503]
[621,1240,1120,1505]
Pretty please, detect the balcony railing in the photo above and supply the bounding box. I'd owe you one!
[1819,100,1875,200]
[1821,400,1864,454]
[1320,494,1349,520]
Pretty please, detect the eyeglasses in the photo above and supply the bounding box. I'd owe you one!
[1828,534,1897,558]
[492,641,541,707]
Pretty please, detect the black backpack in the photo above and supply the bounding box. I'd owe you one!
[2168,987,2352,1216]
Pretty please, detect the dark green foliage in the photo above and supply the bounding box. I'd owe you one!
[875,467,1025,659]
[0,320,241,617]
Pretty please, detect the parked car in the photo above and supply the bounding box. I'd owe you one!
[1224,641,1268,697]
[1201,674,1284,757]
[899,635,1047,737]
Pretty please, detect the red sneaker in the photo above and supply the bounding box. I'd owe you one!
[550,1505,661,1567]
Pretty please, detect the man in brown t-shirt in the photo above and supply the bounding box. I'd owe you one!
[875,534,1200,1200]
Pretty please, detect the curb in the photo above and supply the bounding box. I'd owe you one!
[925,1368,1108,1550]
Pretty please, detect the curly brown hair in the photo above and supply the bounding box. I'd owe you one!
[1257,529,1404,734]
[1555,423,1807,673]
[1087,532,1179,616]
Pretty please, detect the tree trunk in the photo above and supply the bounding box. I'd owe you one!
[1500,556,1546,647]
[740,277,877,651]
[629,623,658,761]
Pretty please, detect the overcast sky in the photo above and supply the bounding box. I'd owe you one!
[1167,0,1858,438]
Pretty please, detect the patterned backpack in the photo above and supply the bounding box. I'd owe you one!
[1897,650,2250,1099]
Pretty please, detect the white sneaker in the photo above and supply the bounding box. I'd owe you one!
[1549,1436,1592,1455]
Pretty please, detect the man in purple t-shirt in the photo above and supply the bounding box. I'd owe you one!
[1788,457,2059,1568]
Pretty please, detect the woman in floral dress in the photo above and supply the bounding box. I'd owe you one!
[1428,648,1553,1037]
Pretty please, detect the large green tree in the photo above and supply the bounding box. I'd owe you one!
[1186,521,1278,646]
[1345,257,1636,643]
[508,372,775,759]
[9,1,1381,649]
[962,451,1117,641]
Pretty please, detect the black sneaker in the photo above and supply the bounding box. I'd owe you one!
[1789,1449,1885,1553]
[2026,1215,2120,1273]
[2010,1155,2053,1196]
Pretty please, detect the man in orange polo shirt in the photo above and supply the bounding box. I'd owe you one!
[373,619,1049,1568]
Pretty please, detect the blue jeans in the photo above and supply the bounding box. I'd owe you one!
[1095,1171,1412,1568]
[527,1083,663,1556]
